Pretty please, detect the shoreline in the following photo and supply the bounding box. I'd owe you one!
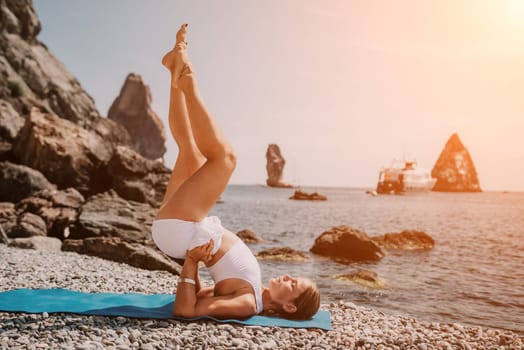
[1,245,522,349]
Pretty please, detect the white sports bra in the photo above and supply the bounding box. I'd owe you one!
[207,240,263,314]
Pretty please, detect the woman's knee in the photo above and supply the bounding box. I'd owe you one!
[209,145,236,169]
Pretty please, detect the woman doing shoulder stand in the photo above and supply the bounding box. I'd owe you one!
[152,24,320,320]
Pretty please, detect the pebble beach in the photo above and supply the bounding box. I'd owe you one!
[1,245,522,350]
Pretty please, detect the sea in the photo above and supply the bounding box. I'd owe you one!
[205,185,524,334]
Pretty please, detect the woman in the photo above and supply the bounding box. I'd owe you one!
[152,24,320,320]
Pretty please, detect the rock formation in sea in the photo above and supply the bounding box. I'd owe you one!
[108,74,166,160]
[289,189,327,201]
[431,133,481,192]
[0,0,176,274]
[310,225,386,262]
[310,225,385,262]
[334,269,385,288]
[236,229,263,244]
[266,144,293,188]
[371,230,435,250]
[255,247,310,262]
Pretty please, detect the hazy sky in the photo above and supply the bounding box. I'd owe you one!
[33,0,524,191]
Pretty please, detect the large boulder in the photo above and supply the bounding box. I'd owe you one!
[0,160,56,202]
[15,188,84,239]
[105,145,170,206]
[256,247,310,262]
[12,108,113,194]
[431,133,481,192]
[69,191,155,243]
[108,73,166,160]
[372,230,435,250]
[310,225,385,262]
[9,236,62,251]
[8,211,46,238]
[62,237,181,275]
[266,144,293,188]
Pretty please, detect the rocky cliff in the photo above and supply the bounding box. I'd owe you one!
[0,0,177,273]
[431,133,481,192]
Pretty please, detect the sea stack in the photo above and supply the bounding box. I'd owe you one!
[108,74,166,160]
[266,144,293,188]
[431,133,481,192]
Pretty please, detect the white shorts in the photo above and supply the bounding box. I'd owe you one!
[151,216,223,259]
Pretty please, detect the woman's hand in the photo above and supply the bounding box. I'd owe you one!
[187,240,214,264]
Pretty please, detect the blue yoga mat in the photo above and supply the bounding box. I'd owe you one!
[0,289,331,330]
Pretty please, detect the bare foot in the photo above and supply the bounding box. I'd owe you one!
[161,24,194,88]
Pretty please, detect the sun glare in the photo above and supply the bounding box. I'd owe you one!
[505,0,524,26]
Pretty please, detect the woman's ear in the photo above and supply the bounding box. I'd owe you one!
[282,303,297,314]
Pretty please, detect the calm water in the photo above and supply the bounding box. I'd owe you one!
[207,185,524,333]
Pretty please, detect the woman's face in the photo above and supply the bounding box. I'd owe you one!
[268,274,309,307]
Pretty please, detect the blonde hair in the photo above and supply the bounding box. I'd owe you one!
[262,282,321,320]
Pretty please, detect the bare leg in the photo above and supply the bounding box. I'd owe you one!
[159,85,206,209]
[156,76,236,221]
[157,24,236,221]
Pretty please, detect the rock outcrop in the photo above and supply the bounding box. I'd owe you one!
[0,0,180,275]
[310,225,385,262]
[108,74,166,160]
[266,144,293,188]
[431,133,481,192]
[372,230,435,251]
[256,247,310,262]
[289,189,327,201]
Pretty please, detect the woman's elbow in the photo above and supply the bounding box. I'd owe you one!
[173,305,195,318]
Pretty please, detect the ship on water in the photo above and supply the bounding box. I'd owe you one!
[376,159,436,194]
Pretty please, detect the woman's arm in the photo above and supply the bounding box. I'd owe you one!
[173,242,256,319]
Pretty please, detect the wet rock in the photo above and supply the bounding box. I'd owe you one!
[62,237,181,275]
[310,225,385,262]
[12,108,113,194]
[8,211,46,237]
[431,133,481,192]
[105,145,170,206]
[289,189,327,201]
[266,144,293,188]
[334,269,385,288]
[236,229,263,244]
[8,236,62,251]
[15,188,84,239]
[0,160,56,202]
[108,73,166,160]
[69,191,155,243]
[256,247,310,262]
[372,230,435,250]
